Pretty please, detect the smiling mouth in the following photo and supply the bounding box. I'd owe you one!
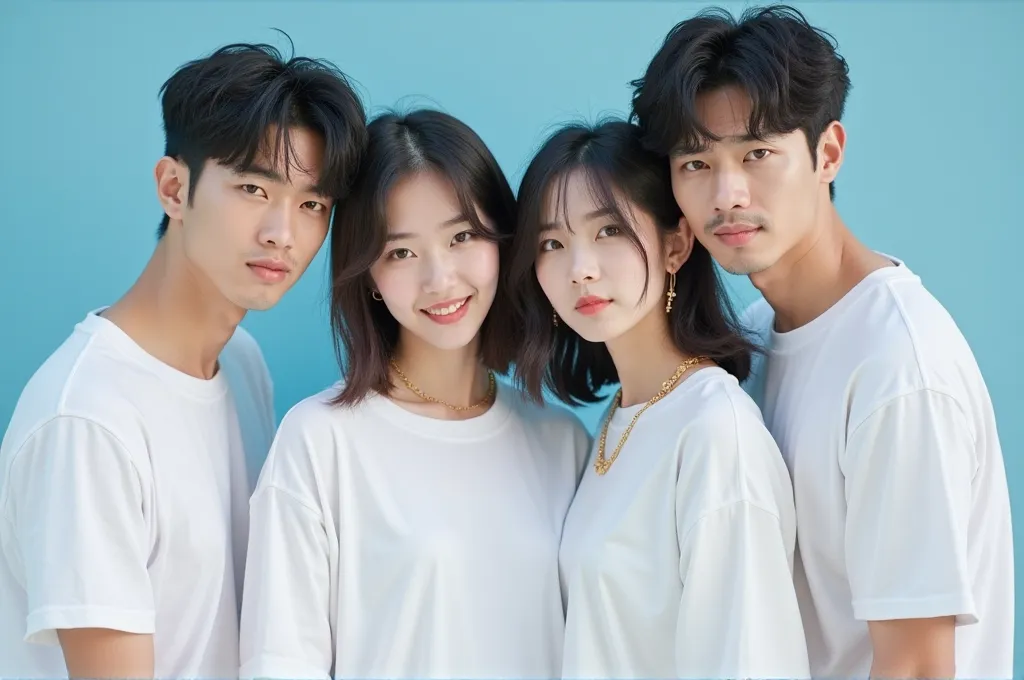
[423,297,470,317]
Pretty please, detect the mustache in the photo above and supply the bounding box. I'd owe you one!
[704,212,769,235]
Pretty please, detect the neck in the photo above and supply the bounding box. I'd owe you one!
[605,306,696,408]
[102,234,245,379]
[390,330,491,420]
[749,204,892,333]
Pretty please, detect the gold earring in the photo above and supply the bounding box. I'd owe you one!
[553,310,559,327]
[371,290,383,301]
[665,272,676,313]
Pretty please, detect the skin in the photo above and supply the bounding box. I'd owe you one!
[534,170,711,407]
[369,169,500,420]
[669,84,953,678]
[59,126,332,678]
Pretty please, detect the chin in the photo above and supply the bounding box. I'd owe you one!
[407,318,484,352]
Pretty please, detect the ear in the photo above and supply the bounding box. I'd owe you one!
[665,215,695,274]
[154,156,189,224]
[818,121,846,186]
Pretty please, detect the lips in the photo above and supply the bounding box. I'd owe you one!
[421,296,472,325]
[575,295,612,316]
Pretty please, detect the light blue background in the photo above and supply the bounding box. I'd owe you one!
[3,0,1022,671]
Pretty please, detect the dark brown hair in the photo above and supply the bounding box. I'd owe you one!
[629,4,850,200]
[508,120,755,406]
[329,109,518,405]
[157,34,366,237]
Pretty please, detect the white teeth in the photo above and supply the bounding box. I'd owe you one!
[426,299,467,316]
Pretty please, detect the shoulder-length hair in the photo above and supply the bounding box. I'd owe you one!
[508,119,755,405]
[329,109,519,405]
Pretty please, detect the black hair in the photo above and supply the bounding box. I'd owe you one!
[329,109,519,405]
[508,119,755,406]
[156,35,367,236]
[629,4,850,200]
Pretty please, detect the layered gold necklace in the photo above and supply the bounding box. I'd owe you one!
[389,359,496,412]
[594,356,707,475]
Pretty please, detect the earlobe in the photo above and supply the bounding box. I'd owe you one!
[667,216,695,273]
[819,121,846,184]
[154,156,187,222]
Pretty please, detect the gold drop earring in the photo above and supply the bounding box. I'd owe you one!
[665,272,677,313]
[553,309,559,326]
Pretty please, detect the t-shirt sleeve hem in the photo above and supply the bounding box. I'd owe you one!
[25,606,156,645]
[852,592,978,626]
[240,654,331,680]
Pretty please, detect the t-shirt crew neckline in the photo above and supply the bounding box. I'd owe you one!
[79,308,230,401]
[363,378,515,442]
[768,255,909,355]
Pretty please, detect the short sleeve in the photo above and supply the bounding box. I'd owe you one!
[843,389,978,624]
[6,416,154,644]
[238,410,334,680]
[674,402,809,680]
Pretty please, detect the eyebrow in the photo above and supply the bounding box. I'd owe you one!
[386,213,471,243]
[539,207,614,233]
[239,164,328,197]
[670,133,762,157]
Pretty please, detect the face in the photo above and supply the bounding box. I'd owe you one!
[369,170,500,352]
[669,85,842,275]
[157,126,333,311]
[534,170,689,344]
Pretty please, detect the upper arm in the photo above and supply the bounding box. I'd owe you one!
[843,389,977,624]
[57,628,154,679]
[238,406,335,680]
[7,416,154,645]
[673,399,807,679]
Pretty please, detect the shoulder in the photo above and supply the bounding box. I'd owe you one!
[673,369,793,514]
[220,324,272,389]
[738,296,774,343]
[841,266,985,424]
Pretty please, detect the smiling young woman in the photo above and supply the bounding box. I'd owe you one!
[237,109,590,680]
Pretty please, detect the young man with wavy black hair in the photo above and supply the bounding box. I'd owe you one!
[0,40,367,679]
[632,6,1013,679]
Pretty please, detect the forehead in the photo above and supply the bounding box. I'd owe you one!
[232,126,326,184]
[695,85,755,140]
[386,170,462,232]
[542,170,606,225]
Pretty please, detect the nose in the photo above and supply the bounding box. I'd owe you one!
[257,204,295,249]
[569,245,600,286]
[711,167,752,213]
[422,251,459,294]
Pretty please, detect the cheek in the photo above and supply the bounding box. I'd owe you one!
[534,254,564,304]
[369,262,412,306]
[462,242,500,289]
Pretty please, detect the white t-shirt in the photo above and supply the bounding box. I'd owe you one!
[558,366,810,680]
[238,381,591,680]
[742,259,1014,679]
[0,310,276,679]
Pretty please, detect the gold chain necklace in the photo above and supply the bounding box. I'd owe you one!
[389,359,496,412]
[594,356,707,475]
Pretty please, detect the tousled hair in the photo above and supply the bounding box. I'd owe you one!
[157,34,367,236]
[630,4,851,200]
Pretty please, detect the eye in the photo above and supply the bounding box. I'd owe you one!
[302,200,327,212]
[387,248,415,260]
[451,230,474,245]
[745,148,772,161]
[681,160,707,172]
[240,184,268,198]
[597,225,622,238]
[539,239,563,252]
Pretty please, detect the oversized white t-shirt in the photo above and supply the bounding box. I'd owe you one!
[743,259,1014,679]
[0,310,276,679]
[238,381,591,680]
[558,366,810,680]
